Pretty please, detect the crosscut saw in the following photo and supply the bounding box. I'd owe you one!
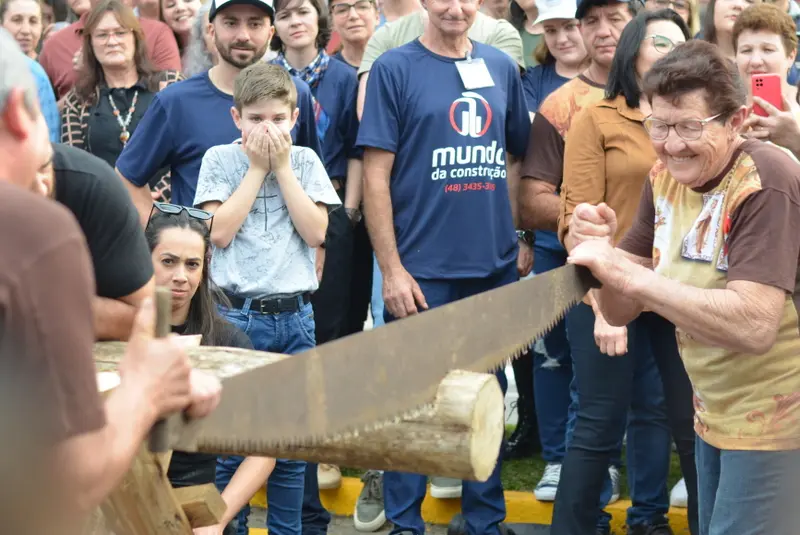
[157,263,598,453]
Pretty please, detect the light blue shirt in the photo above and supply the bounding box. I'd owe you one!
[27,57,60,143]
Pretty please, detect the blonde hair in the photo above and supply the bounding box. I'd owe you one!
[234,62,297,111]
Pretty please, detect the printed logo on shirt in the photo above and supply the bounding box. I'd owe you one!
[431,92,506,186]
[449,92,492,138]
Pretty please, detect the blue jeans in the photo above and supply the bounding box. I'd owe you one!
[382,263,516,535]
[215,299,317,535]
[533,245,623,468]
[552,303,672,534]
[371,254,385,327]
[696,437,800,535]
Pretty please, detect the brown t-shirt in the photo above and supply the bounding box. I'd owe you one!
[0,182,105,443]
[38,15,181,99]
[520,74,605,185]
[619,139,800,450]
[558,94,656,245]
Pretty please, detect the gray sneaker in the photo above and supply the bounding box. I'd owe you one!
[430,477,463,499]
[354,470,386,532]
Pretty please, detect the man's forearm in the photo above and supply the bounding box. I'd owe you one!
[519,180,560,231]
[117,170,155,227]
[93,297,138,341]
[363,153,400,274]
[344,158,363,210]
[506,155,520,229]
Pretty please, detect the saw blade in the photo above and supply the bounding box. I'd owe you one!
[166,263,598,454]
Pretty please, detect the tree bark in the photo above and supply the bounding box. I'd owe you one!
[94,343,505,481]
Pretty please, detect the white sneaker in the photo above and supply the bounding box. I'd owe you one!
[608,465,621,504]
[534,463,561,502]
[670,478,688,508]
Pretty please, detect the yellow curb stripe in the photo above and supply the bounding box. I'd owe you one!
[250,477,689,533]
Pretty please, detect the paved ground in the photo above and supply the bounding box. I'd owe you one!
[249,511,549,535]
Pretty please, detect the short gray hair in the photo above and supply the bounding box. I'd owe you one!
[0,28,38,117]
[182,2,215,78]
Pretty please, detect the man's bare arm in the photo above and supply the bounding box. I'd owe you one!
[93,278,155,341]
[506,154,520,229]
[519,178,559,232]
[363,148,400,273]
[344,158,363,212]
[357,73,369,121]
[117,168,154,227]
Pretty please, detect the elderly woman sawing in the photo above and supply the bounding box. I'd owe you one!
[567,39,800,535]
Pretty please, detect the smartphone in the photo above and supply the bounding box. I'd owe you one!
[752,73,782,117]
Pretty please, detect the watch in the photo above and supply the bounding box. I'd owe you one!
[516,229,535,247]
[346,207,362,225]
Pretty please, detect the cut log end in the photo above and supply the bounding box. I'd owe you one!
[469,376,504,482]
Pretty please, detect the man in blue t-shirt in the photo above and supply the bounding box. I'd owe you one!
[115,0,322,225]
[356,0,530,533]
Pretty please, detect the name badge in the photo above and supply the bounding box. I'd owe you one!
[455,54,495,90]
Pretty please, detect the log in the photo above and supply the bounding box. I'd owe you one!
[94,343,505,482]
[88,373,196,535]
[173,484,227,528]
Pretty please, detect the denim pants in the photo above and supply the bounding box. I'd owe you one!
[552,303,672,533]
[371,254,385,327]
[382,263,516,535]
[215,299,317,535]
[696,436,800,535]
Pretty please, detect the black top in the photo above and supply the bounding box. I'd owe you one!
[167,320,254,488]
[52,143,154,299]
[86,83,156,170]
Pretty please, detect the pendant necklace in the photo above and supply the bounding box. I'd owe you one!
[108,89,139,144]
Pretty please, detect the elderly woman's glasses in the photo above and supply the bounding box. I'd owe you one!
[330,0,375,16]
[643,113,724,141]
[644,34,678,54]
[147,202,214,231]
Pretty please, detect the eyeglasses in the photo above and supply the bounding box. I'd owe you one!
[92,28,132,43]
[646,0,688,10]
[147,202,215,231]
[643,34,678,54]
[643,113,724,141]
[330,0,375,16]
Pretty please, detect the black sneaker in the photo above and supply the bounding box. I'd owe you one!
[447,513,516,535]
[628,523,674,535]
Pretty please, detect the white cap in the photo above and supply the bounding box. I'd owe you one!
[533,0,578,25]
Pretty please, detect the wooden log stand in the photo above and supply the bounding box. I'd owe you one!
[91,342,505,534]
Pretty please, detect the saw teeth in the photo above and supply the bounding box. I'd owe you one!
[196,276,587,454]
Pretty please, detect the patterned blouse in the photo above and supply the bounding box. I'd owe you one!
[60,70,183,202]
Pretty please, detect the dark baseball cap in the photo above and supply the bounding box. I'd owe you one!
[575,0,632,19]
[209,0,275,22]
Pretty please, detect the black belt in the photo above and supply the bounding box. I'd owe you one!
[224,292,312,314]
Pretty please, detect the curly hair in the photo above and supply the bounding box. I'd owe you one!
[733,2,798,55]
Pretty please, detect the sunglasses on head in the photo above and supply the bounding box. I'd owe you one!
[147,202,215,231]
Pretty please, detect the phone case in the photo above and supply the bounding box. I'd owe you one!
[752,73,782,117]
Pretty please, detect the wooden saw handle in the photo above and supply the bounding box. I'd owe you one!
[148,287,173,452]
